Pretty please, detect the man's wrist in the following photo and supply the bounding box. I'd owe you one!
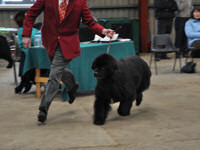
[102,29,106,35]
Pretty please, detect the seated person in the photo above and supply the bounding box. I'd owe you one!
[14,11,39,93]
[0,35,13,68]
[185,6,200,58]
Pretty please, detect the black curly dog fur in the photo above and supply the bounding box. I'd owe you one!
[92,53,151,125]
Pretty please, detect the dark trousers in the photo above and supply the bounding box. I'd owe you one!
[190,40,200,58]
[156,19,173,58]
[19,51,25,77]
[157,19,173,34]
[175,17,189,55]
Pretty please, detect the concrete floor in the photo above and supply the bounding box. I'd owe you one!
[0,54,200,150]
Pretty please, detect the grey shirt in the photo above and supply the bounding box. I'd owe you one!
[175,0,193,17]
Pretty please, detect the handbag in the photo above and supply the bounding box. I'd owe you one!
[181,61,196,73]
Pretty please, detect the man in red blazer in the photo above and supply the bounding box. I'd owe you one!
[22,0,114,123]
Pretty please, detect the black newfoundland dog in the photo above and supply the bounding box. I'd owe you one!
[92,53,151,125]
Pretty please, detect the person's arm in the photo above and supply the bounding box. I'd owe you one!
[176,0,185,12]
[81,0,113,38]
[19,28,39,50]
[102,29,114,38]
[185,21,200,38]
[171,0,178,11]
[22,0,44,48]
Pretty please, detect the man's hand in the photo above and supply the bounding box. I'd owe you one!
[22,37,31,49]
[102,29,114,38]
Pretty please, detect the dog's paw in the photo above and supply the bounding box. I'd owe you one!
[136,99,142,106]
[118,110,130,116]
[136,93,143,106]
[93,120,105,125]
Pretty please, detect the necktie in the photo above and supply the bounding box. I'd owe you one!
[59,0,67,23]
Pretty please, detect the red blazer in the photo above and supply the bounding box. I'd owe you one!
[22,0,105,59]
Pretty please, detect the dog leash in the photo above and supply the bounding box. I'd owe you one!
[106,26,122,54]
[106,39,111,54]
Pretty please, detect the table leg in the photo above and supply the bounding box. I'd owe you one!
[35,68,41,98]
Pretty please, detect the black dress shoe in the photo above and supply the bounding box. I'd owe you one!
[161,56,171,59]
[38,110,47,123]
[68,83,79,104]
[176,54,180,58]
[155,57,160,61]
[15,81,24,94]
[6,62,13,68]
[23,82,32,93]
[15,85,23,94]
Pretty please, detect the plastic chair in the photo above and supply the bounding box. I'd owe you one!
[149,34,182,75]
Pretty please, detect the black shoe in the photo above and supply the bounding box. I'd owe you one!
[176,54,180,58]
[15,83,24,94]
[68,83,79,104]
[23,82,32,93]
[38,110,47,123]
[155,57,160,61]
[183,52,189,58]
[161,56,171,59]
[6,62,13,68]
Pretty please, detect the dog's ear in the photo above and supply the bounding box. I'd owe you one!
[106,60,118,72]
[91,63,95,70]
[91,60,97,70]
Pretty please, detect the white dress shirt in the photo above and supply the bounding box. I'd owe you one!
[59,0,69,7]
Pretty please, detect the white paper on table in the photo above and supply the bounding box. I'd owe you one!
[99,33,119,42]
[93,34,102,41]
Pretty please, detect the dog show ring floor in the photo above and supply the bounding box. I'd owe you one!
[0,53,200,150]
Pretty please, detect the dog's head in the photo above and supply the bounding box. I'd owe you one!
[92,53,118,79]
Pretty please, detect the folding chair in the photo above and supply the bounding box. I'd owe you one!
[149,34,182,75]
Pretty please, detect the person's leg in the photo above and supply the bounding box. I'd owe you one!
[61,69,76,91]
[166,19,173,34]
[175,17,182,57]
[155,20,164,61]
[156,20,170,60]
[190,40,200,58]
[22,69,35,93]
[160,19,173,59]
[175,17,188,56]
[157,20,168,34]
[38,44,75,122]
[61,68,79,104]
[175,17,182,49]
[19,51,25,77]
[190,40,200,49]
[182,18,189,56]
[15,51,26,93]
[48,49,78,103]
[15,69,34,94]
